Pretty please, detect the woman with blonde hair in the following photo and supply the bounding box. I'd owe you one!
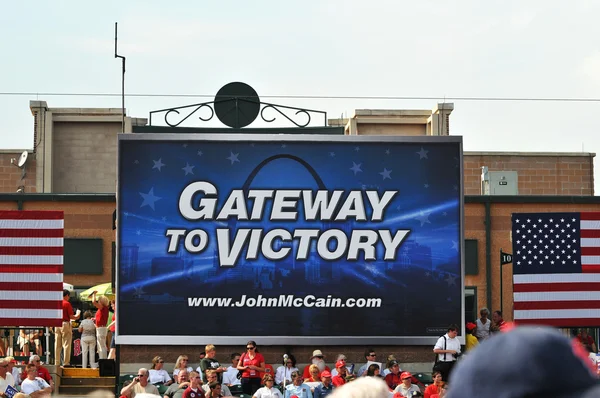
[92,292,110,359]
[173,355,193,378]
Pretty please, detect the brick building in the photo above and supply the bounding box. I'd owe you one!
[0,100,598,371]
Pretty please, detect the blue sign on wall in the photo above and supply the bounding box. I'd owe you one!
[116,134,464,345]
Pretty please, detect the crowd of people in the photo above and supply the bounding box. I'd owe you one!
[1,305,599,397]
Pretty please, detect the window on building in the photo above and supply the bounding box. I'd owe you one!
[465,287,477,323]
[64,238,103,275]
[465,239,478,275]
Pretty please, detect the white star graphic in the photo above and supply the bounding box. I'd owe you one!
[379,168,392,180]
[182,143,188,148]
[182,163,195,175]
[134,159,139,164]
[281,144,287,148]
[136,229,141,236]
[350,162,363,175]
[139,188,162,211]
[416,147,429,159]
[443,212,448,216]
[451,241,459,251]
[415,212,431,226]
[162,216,167,222]
[424,183,429,188]
[445,274,457,286]
[385,149,390,155]
[197,150,203,156]
[152,158,165,171]
[329,152,336,157]
[354,146,360,152]
[227,152,240,164]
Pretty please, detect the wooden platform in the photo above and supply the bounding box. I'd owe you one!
[59,367,115,396]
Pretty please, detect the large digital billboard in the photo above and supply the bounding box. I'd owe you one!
[116,134,464,345]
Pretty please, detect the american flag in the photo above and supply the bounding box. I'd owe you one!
[0,210,64,327]
[512,212,600,327]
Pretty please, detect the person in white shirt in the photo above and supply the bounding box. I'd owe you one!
[20,364,51,397]
[253,374,283,398]
[433,324,462,382]
[0,358,16,395]
[275,354,299,387]
[5,357,20,386]
[149,356,172,386]
[393,372,421,397]
[222,352,242,387]
[475,308,491,342]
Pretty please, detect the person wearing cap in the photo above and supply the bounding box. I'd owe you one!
[331,361,347,388]
[330,355,350,377]
[313,370,334,398]
[384,360,402,390]
[302,350,330,380]
[465,323,479,352]
[393,372,420,397]
[382,355,397,376]
[432,324,461,382]
[0,357,16,396]
[253,373,283,398]
[4,357,20,386]
[446,326,600,398]
[285,370,312,398]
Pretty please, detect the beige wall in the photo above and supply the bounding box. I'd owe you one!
[357,123,426,136]
[52,122,120,193]
[29,100,147,193]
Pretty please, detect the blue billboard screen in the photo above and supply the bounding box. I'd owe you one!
[116,134,463,345]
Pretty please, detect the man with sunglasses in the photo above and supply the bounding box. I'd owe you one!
[0,358,16,396]
[120,368,159,397]
[356,349,377,377]
[302,350,330,379]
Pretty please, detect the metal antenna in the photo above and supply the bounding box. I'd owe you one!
[115,22,126,132]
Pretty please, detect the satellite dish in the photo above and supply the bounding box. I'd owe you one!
[214,82,260,128]
[17,151,28,168]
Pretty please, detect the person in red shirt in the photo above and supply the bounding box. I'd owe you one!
[92,291,110,360]
[384,360,402,390]
[302,350,330,379]
[55,289,79,366]
[183,371,205,398]
[577,329,597,353]
[236,340,265,396]
[423,371,444,398]
[331,360,347,387]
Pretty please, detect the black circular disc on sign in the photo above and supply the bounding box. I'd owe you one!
[214,82,260,128]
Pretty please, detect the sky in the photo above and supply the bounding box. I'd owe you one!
[1,0,599,193]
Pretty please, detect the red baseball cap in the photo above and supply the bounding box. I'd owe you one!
[291,396,299,398]
[321,370,332,378]
[466,322,477,331]
[400,371,412,379]
[335,360,346,368]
